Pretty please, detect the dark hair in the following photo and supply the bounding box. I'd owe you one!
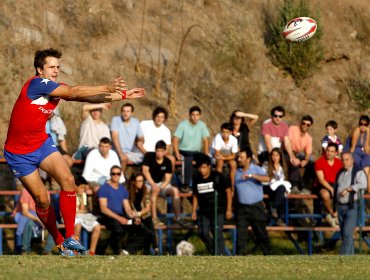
[34,48,62,75]
[326,142,339,151]
[220,122,234,132]
[110,165,122,173]
[359,115,370,125]
[99,137,111,145]
[325,120,338,129]
[270,106,285,117]
[194,153,211,168]
[128,172,148,209]
[301,115,313,125]
[152,106,168,121]
[189,106,201,115]
[121,102,134,112]
[267,148,288,180]
[155,140,167,150]
[229,110,245,125]
[239,147,253,159]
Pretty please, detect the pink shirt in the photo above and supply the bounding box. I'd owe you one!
[288,125,312,154]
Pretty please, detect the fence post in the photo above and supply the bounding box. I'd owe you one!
[214,189,218,255]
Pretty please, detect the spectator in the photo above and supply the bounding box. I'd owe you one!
[74,181,101,256]
[127,172,158,255]
[229,110,259,151]
[191,153,232,255]
[321,120,344,155]
[211,122,238,194]
[74,103,111,160]
[257,106,299,167]
[235,148,271,255]
[344,115,370,170]
[173,106,210,192]
[97,165,136,255]
[14,188,54,254]
[288,115,315,193]
[142,140,182,226]
[314,143,343,227]
[82,137,124,187]
[111,103,145,174]
[334,152,367,255]
[263,148,291,226]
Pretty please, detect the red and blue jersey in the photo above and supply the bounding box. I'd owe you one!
[5,76,61,154]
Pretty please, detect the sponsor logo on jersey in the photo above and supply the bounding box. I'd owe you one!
[31,96,49,105]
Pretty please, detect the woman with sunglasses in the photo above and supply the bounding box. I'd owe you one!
[127,172,158,255]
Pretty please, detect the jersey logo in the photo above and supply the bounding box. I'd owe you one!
[41,78,50,85]
[31,96,49,105]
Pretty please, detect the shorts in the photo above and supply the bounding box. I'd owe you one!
[145,181,172,197]
[75,213,100,232]
[4,136,58,178]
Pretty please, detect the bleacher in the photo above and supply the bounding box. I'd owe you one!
[1,158,370,256]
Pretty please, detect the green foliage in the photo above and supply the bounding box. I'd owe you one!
[266,0,324,85]
[348,79,370,110]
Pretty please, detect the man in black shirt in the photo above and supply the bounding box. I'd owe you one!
[191,153,232,255]
[142,140,182,226]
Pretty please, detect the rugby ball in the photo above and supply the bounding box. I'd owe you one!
[282,17,317,42]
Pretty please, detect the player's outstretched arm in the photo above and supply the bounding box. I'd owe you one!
[50,77,145,103]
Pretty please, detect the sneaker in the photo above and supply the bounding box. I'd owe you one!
[120,249,130,256]
[180,185,192,193]
[326,214,337,227]
[291,186,300,194]
[300,188,311,195]
[57,244,76,257]
[153,217,164,226]
[63,236,86,253]
[173,217,192,228]
[276,218,286,227]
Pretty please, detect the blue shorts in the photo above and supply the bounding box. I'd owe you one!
[4,136,58,178]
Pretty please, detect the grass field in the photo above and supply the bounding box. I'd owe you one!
[0,255,369,280]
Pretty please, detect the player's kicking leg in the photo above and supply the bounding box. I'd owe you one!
[40,151,85,253]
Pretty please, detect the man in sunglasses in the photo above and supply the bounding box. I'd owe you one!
[288,115,315,193]
[257,106,299,167]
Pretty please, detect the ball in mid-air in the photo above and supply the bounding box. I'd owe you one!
[282,17,317,42]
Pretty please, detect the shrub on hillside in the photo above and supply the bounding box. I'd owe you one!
[348,79,370,111]
[265,0,323,85]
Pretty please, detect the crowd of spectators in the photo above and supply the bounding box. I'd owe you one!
[4,103,370,256]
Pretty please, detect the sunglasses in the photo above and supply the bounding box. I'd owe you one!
[110,172,121,176]
[273,114,284,118]
[301,122,311,127]
[359,122,369,127]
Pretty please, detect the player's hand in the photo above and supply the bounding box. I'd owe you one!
[126,88,145,99]
[191,212,197,221]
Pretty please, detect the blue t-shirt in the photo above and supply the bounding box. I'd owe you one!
[235,163,267,205]
[97,182,128,215]
[110,116,143,153]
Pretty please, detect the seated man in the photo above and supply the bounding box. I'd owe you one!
[74,103,111,160]
[82,137,124,187]
[111,103,145,174]
[14,187,54,255]
[314,143,343,226]
[142,140,182,226]
[211,122,238,194]
[97,165,138,255]
[191,153,232,255]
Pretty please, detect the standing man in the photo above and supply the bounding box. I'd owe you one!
[288,115,315,193]
[314,143,343,227]
[111,103,146,174]
[142,140,182,226]
[235,148,271,255]
[334,152,367,255]
[191,153,232,255]
[3,48,144,256]
[257,105,299,166]
[173,106,210,192]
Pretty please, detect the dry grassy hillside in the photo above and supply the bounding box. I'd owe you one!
[0,0,369,158]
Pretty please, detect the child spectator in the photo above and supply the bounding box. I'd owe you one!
[211,122,238,194]
[127,172,158,255]
[321,120,343,155]
[74,181,101,256]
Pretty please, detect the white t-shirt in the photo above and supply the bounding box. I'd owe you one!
[79,115,111,148]
[140,120,171,152]
[211,133,238,156]
[82,148,124,185]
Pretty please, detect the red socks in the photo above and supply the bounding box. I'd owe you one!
[59,190,77,238]
[36,205,64,245]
